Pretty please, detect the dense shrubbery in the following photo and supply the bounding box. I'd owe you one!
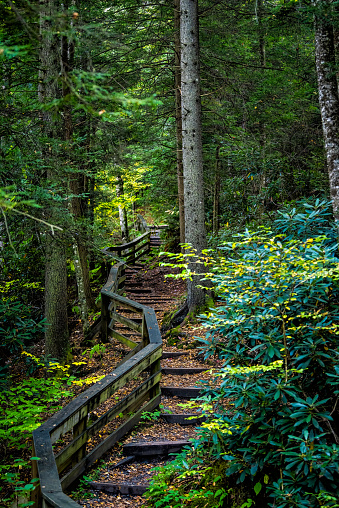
[149,200,339,507]
[0,300,45,383]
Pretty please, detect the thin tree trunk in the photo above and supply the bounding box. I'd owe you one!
[212,145,221,235]
[116,174,129,242]
[314,13,339,221]
[180,0,207,311]
[174,0,185,246]
[40,0,69,362]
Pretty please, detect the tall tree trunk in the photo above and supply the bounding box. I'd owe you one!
[39,0,69,362]
[61,6,95,332]
[314,13,339,221]
[212,145,221,235]
[116,174,129,242]
[174,0,185,246]
[180,0,207,310]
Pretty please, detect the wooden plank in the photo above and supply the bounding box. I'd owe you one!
[72,416,86,467]
[123,440,190,457]
[61,394,161,490]
[110,312,142,333]
[41,491,81,508]
[162,367,209,375]
[90,482,149,496]
[162,351,190,358]
[162,414,206,425]
[144,310,162,344]
[48,344,161,442]
[109,327,139,349]
[55,372,162,474]
[102,266,119,293]
[32,429,62,494]
[161,386,202,398]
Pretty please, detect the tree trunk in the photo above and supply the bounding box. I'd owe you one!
[174,0,185,246]
[212,145,221,235]
[61,5,95,331]
[39,0,69,362]
[116,174,129,242]
[314,13,339,221]
[180,0,207,310]
[45,231,69,361]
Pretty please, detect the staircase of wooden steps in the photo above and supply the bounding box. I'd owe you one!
[31,227,216,508]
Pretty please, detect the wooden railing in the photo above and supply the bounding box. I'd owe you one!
[104,231,151,265]
[31,239,162,507]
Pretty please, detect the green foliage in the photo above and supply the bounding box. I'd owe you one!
[140,409,162,423]
[194,201,339,506]
[145,453,233,508]
[82,343,107,360]
[155,200,339,507]
[0,369,72,451]
[0,300,45,379]
[1,458,39,508]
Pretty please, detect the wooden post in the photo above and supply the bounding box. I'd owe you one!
[72,416,87,467]
[149,358,161,400]
[101,293,110,342]
[141,314,149,345]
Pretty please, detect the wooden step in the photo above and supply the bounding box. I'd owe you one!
[123,440,190,456]
[162,413,206,425]
[162,351,191,358]
[90,481,148,496]
[109,455,135,470]
[127,288,153,294]
[162,367,208,375]
[161,386,202,398]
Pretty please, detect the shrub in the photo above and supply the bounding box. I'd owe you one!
[155,199,339,507]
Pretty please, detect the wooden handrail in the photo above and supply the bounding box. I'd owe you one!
[31,237,162,507]
[104,231,151,265]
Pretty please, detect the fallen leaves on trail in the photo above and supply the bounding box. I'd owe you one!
[124,421,196,445]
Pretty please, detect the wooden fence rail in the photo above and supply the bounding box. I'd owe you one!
[31,234,162,507]
[104,231,151,265]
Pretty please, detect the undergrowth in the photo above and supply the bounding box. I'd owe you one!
[148,199,339,508]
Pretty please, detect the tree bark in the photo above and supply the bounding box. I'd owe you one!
[39,0,69,362]
[174,0,185,246]
[314,13,339,221]
[180,0,207,310]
